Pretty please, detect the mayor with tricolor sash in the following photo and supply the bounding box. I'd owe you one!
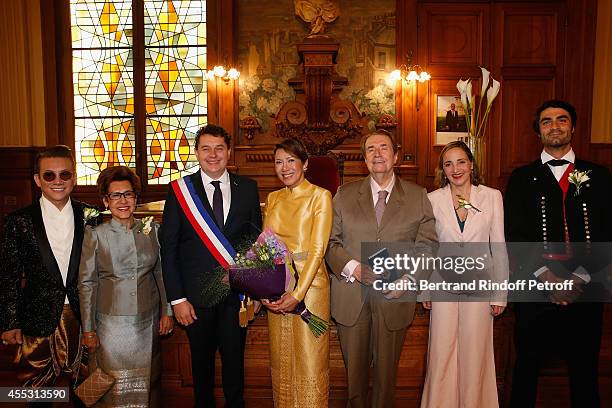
[160,124,262,408]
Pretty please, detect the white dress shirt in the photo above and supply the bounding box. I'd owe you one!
[40,196,74,304]
[171,169,233,306]
[341,174,396,283]
[201,169,232,223]
[535,148,589,282]
[541,148,575,181]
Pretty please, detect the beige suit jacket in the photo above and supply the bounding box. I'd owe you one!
[326,176,437,329]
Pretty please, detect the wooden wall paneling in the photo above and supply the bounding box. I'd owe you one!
[590,0,612,145]
[0,148,39,228]
[417,3,489,191]
[563,0,598,159]
[491,1,565,188]
[396,0,418,179]
[498,78,555,177]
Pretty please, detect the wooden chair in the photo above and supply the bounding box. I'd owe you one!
[304,152,345,196]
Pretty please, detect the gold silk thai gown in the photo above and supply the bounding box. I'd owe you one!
[264,179,333,408]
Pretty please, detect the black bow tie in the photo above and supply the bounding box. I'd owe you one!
[547,159,570,167]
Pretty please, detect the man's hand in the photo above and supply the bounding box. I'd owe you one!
[1,329,23,345]
[159,316,174,335]
[172,301,198,326]
[353,264,378,286]
[81,331,99,353]
[422,301,432,310]
[538,269,583,305]
[221,270,229,285]
[382,275,413,300]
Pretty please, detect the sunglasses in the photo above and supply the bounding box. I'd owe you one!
[106,191,137,201]
[42,170,73,182]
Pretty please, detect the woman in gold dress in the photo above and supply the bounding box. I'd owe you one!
[262,138,333,407]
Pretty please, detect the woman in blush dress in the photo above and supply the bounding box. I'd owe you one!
[79,166,173,407]
[261,138,333,407]
[420,141,508,408]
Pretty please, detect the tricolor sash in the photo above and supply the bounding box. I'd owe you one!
[171,176,236,268]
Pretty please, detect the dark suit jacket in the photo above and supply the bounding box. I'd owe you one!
[445,110,459,131]
[0,200,91,337]
[160,172,262,307]
[505,158,612,284]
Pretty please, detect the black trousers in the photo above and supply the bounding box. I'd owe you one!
[186,294,246,408]
[510,302,603,408]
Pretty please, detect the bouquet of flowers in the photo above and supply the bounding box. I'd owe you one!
[229,229,329,337]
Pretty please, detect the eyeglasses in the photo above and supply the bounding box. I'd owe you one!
[106,191,137,201]
[42,170,73,182]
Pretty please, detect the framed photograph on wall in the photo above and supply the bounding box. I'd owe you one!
[435,95,469,145]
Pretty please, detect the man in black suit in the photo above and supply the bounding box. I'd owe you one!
[445,103,460,131]
[505,100,612,408]
[161,124,262,408]
[0,145,96,391]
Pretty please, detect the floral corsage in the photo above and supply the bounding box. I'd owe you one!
[568,169,591,196]
[138,216,154,235]
[456,195,481,212]
[83,207,100,226]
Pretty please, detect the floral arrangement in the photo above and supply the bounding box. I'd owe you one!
[456,67,501,140]
[568,169,591,196]
[229,229,329,337]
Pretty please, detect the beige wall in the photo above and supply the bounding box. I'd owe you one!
[591,0,612,143]
[0,0,46,147]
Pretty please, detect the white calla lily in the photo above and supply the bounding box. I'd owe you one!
[456,78,469,95]
[480,67,490,98]
[486,78,501,107]
[466,81,473,107]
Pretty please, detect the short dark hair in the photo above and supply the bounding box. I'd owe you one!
[96,166,141,197]
[274,138,309,163]
[435,140,482,188]
[34,145,75,174]
[194,124,231,149]
[360,129,398,156]
[532,99,577,134]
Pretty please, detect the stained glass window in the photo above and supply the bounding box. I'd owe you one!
[70,0,207,185]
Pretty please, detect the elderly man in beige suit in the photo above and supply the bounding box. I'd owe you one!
[326,130,437,408]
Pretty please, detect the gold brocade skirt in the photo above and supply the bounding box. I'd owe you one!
[16,305,82,387]
[267,286,330,408]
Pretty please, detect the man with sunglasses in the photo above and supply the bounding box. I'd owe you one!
[0,145,98,396]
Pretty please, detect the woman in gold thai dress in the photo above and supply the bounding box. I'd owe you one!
[262,138,333,407]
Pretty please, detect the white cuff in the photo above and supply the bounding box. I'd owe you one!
[572,267,591,283]
[533,266,549,278]
[170,298,187,306]
[341,260,359,283]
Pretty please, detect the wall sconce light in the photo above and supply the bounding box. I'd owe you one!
[389,52,430,85]
[206,65,240,84]
[389,64,430,84]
